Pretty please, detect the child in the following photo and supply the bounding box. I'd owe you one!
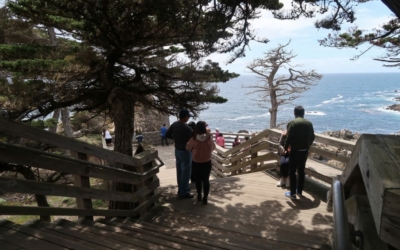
[102,128,113,146]
[186,121,216,204]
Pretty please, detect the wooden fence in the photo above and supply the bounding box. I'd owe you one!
[0,116,162,219]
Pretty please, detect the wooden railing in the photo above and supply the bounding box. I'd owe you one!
[337,134,400,249]
[0,116,162,219]
[211,128,355,184]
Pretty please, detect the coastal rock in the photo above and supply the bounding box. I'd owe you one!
[323,129,360,141]
[313,129,360,169]
[387,104,400,112]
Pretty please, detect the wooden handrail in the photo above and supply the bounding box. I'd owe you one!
[0,177,137,203]
[0,142,149,185]
[0,116,153,167]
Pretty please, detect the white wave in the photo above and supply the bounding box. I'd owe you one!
[321,95,343,104]
[305,111,326,116]
[359,108,379,114]
[225,115,254,121]
[258,113,270,117]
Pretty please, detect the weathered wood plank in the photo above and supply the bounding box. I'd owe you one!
[221,129,271,157]
[0,239,21,250]
[229,142,271,163]
[381,189,400,248]
[314,133,355,151]
[0,177,139,202]
[62,219,168,250]
[0,220,93,250]
[71,151,93,220]
[0,142,142,185]
[346,195,389,250]
[223,153,277,173]
[354,134,400,248]
[0,206,139,217]
[0,116,152,166]
[309,145,350,163]
[0,221,66,250]
[75,219,198,250]
[272,127,355,154]
[304,168,332,184]
[26,220,126,250]
[100,219,242,250]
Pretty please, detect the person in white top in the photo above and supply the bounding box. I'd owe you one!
[102,128,113,146]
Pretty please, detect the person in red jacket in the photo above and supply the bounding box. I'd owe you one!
[216,133,225,148]
[186,121,216,204]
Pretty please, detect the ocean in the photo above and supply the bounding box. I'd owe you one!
[193,73,400,134]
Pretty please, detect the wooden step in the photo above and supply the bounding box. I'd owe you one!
[26,219,130,250]
[97,219,231,249]
[67,218,185,250]
[76,220,196,249]
[145,206,331,249]
[1,219,95,250]
[0,239,21,250]
[122,218,247,250]
[0,219,71,250]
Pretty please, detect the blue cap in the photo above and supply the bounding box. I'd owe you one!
[179,109,192,118]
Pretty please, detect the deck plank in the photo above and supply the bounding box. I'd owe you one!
[155,151,335,250]
[0,222,67,250]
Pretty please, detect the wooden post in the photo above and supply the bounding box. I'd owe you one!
[251,140,258,171]
[71,151,93,220]
[133,143,155,216]
[231,160,238,175]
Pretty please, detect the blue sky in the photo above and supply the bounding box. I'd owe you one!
[208,0,399,74]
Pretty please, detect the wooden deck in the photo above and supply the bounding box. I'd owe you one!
[153,146,333,249]
[0,145,334,249]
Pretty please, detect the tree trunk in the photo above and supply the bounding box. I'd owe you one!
[61,107,73,156]
[48,109,60,133]
[19,166,51,222]
[269,77,278,128]
[270,107,277,129]
[108,87,136,212]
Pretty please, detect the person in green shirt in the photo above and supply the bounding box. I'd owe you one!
[284,106,315,200]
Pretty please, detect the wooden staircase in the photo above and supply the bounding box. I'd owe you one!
[1,171,333,250]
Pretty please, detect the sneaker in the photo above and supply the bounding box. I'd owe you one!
[285,191,296,200]
[277,178,286,187]
[285,178,290,188]
[296,190,303,197]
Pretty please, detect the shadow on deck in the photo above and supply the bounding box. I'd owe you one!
[149,170,333,249]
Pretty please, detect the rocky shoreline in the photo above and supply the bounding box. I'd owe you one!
[386,95,400,112]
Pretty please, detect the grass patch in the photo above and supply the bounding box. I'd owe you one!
[92,199,108,209]
[77,134,102,146]
[6,215,39,224]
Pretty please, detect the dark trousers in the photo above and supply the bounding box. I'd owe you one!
[193,161,212,198]
[289,150,309,195]
[280,155,289,177]
[161,136,169,146]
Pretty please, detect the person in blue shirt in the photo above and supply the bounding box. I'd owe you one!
[160,124,169,146]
